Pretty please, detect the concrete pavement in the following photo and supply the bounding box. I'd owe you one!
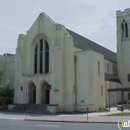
[25,114,130,124]
[0,119,126,130]
[0,108,129,124]
[25,108,130,123]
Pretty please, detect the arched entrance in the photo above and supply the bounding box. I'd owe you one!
[27,82,36,104]
[39,80,50,104]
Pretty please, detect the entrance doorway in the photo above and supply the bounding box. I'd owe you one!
[32,87,36,104]
[39,80,50,105]
[27,82,36,104]
[46,89,50,104]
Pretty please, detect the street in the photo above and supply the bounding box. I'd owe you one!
[0,119,129,130]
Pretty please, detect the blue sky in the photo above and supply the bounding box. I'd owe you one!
[0,0,129,54]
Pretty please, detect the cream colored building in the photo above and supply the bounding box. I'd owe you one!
[11,12,122,113]
[0,53,14,89]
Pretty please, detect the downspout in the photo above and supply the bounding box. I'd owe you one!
[74,55,77,111]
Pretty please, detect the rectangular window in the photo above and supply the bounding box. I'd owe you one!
[113,63,117,76]
[128,93,130,100]
[98,61,100,76]
[128,74,130,82]
[107,63,109,73]
[101,86,103,96]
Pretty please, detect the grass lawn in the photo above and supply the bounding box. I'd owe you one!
[56,109,109,115]
[96,109,109,113]
[107,112,130,116]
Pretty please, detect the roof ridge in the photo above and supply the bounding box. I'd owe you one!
[67,28,116,54]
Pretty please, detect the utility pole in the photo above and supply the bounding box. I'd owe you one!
[26,86,27,119]
[4,54,7,87]
[24,74,27,119]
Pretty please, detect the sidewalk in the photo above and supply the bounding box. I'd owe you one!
[25,115,130,124]
[0,108,129,123]
[24,108,130,124]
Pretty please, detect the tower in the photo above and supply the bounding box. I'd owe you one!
[116,8,130,100]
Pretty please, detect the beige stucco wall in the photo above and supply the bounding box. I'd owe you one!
[75,50,106,112]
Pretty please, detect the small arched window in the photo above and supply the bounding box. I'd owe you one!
[121,20,129,38]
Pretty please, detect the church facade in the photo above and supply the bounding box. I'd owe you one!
[2,9,130,113]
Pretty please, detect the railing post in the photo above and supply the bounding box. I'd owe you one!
[86,107,89,121]
[108,92,110,111]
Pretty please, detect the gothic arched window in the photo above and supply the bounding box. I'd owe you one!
[121,20,129,38]
[45,40,49,74]
[125,22,128,37]
[34,44,38,74]
[39,39,43,74]
[34,38,49,74]
[121,23,124,38]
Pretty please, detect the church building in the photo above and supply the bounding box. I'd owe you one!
[2,8,130,113]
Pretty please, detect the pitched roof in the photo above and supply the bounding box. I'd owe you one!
[67,29,117,62]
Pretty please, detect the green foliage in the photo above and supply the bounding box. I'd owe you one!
[0,87,14,99]
[0,70,3,81]
[97,108,109,112]
[107,112,130,116]
[0,87,14,107]
[0,70,3,76]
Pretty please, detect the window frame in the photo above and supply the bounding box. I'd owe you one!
[98,61,100,76]
[121,20,129,39]
[107,63,109,73]
[33,38,49,75]
[128,74,130,82]
[101,86,103,96]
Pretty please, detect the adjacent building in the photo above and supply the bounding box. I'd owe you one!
[0,53,14,89]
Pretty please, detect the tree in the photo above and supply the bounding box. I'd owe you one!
[0,87,14,107]
[0,70,3,85]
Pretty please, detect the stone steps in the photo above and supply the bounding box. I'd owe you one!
[8,104,52,114]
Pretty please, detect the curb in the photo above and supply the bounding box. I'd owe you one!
[24,119,118,124]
